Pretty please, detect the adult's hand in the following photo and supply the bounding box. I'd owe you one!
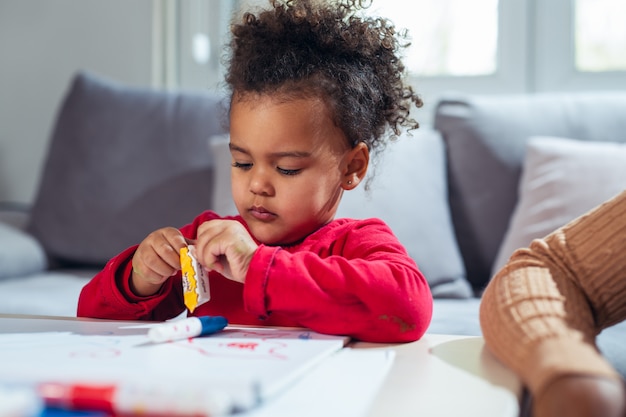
[534,375,626,417]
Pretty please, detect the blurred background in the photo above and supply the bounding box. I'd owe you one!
[1,0,625,206]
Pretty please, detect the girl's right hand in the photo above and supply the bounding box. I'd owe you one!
[130,227,190,297]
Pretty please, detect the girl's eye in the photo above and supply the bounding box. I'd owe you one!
[277,167,301,176]
[232,161,252,170]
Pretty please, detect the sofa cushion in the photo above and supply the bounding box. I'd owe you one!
[428,298,482,336]
[208,135,238,216]
[27,72,228,265]
[434,92,626,290]
[0,270,93,316]
[0,223,47,280]
[597,321,626,379]
[492,136,626,274]
[335,128,472,299]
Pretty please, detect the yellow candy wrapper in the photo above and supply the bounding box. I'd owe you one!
[180,245,210,313]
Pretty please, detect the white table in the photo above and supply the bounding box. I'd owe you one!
[0,315,522,417]
[358,334,522,417]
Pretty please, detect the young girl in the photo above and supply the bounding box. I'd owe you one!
[78,0,432,343]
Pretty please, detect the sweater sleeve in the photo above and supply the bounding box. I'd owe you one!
[76,245,184,320]
[243,219,433,343]
[77,211,224,320]
[479,190,626,399]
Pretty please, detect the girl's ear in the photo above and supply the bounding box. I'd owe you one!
[341,142,369,190]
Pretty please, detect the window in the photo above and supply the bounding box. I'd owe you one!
[575,0,626,72]
[164,0,626,101]
[532,0,626,91]
[153,0,237,92]
[368,0,499,77]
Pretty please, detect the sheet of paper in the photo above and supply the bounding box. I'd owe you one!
[0,318,348,412]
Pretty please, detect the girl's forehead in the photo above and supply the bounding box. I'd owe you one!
[230,94,349,154]
[230,94,333,130]
[232,90,329,111]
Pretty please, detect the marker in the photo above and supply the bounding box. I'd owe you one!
[147,316,228,343]
[38,380,235,417]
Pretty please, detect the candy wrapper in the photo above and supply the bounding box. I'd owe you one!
[180,245,210,313]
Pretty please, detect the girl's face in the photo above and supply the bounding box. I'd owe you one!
[229,94,356,246]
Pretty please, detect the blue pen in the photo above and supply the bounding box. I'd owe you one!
[147,316,228,343]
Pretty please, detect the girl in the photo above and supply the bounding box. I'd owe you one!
[78,0,432,343]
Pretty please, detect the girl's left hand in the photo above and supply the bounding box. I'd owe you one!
[194,220,258,283]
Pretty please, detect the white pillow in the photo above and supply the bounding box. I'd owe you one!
[492,136,626,275]
[209,135,238,216]
[0,223,47,280]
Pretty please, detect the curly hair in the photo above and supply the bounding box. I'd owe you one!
[224,0,422,157]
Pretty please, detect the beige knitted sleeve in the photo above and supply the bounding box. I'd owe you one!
[480,189,626,398]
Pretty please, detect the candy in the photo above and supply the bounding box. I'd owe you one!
[180,245,210,313]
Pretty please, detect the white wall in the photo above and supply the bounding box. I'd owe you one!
[0,0,154,205]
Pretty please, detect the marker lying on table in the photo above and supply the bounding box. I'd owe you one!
[148,316,228,343]
[38,380,237,416]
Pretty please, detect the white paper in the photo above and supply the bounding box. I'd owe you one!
[0,321,348,413]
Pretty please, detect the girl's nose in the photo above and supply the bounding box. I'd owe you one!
[249,169,274,196]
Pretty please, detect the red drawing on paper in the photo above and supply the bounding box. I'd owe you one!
[171,338,289,360]
[226,342,258,351]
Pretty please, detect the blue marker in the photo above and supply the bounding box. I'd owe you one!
[147,316,228,343]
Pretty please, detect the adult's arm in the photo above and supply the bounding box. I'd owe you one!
[480,190,626,417]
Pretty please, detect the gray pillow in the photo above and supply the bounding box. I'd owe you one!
[434,92,626,290]
[27,72,228,265]
[335,128,472,299]
[0,223,47,280]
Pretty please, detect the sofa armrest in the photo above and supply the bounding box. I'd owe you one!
[0,205,47,280]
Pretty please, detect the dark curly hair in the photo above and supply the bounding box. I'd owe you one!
[224,0,422,157]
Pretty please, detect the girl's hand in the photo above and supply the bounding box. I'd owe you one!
[195,220,258,283]
[131,227,189,296]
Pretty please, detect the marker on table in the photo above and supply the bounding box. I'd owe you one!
[148,316,228,343]
[38,380,236,417]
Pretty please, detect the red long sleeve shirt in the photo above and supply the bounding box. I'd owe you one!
[77,211,432,343]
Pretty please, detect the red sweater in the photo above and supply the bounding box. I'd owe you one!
[77,211,432,343]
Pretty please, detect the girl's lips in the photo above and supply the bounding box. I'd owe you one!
[248,206,276,221]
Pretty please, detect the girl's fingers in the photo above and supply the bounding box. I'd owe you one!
[152,228,189,273]
[194,221,256,283]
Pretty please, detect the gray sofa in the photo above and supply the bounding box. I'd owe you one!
[1,72,625,380]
